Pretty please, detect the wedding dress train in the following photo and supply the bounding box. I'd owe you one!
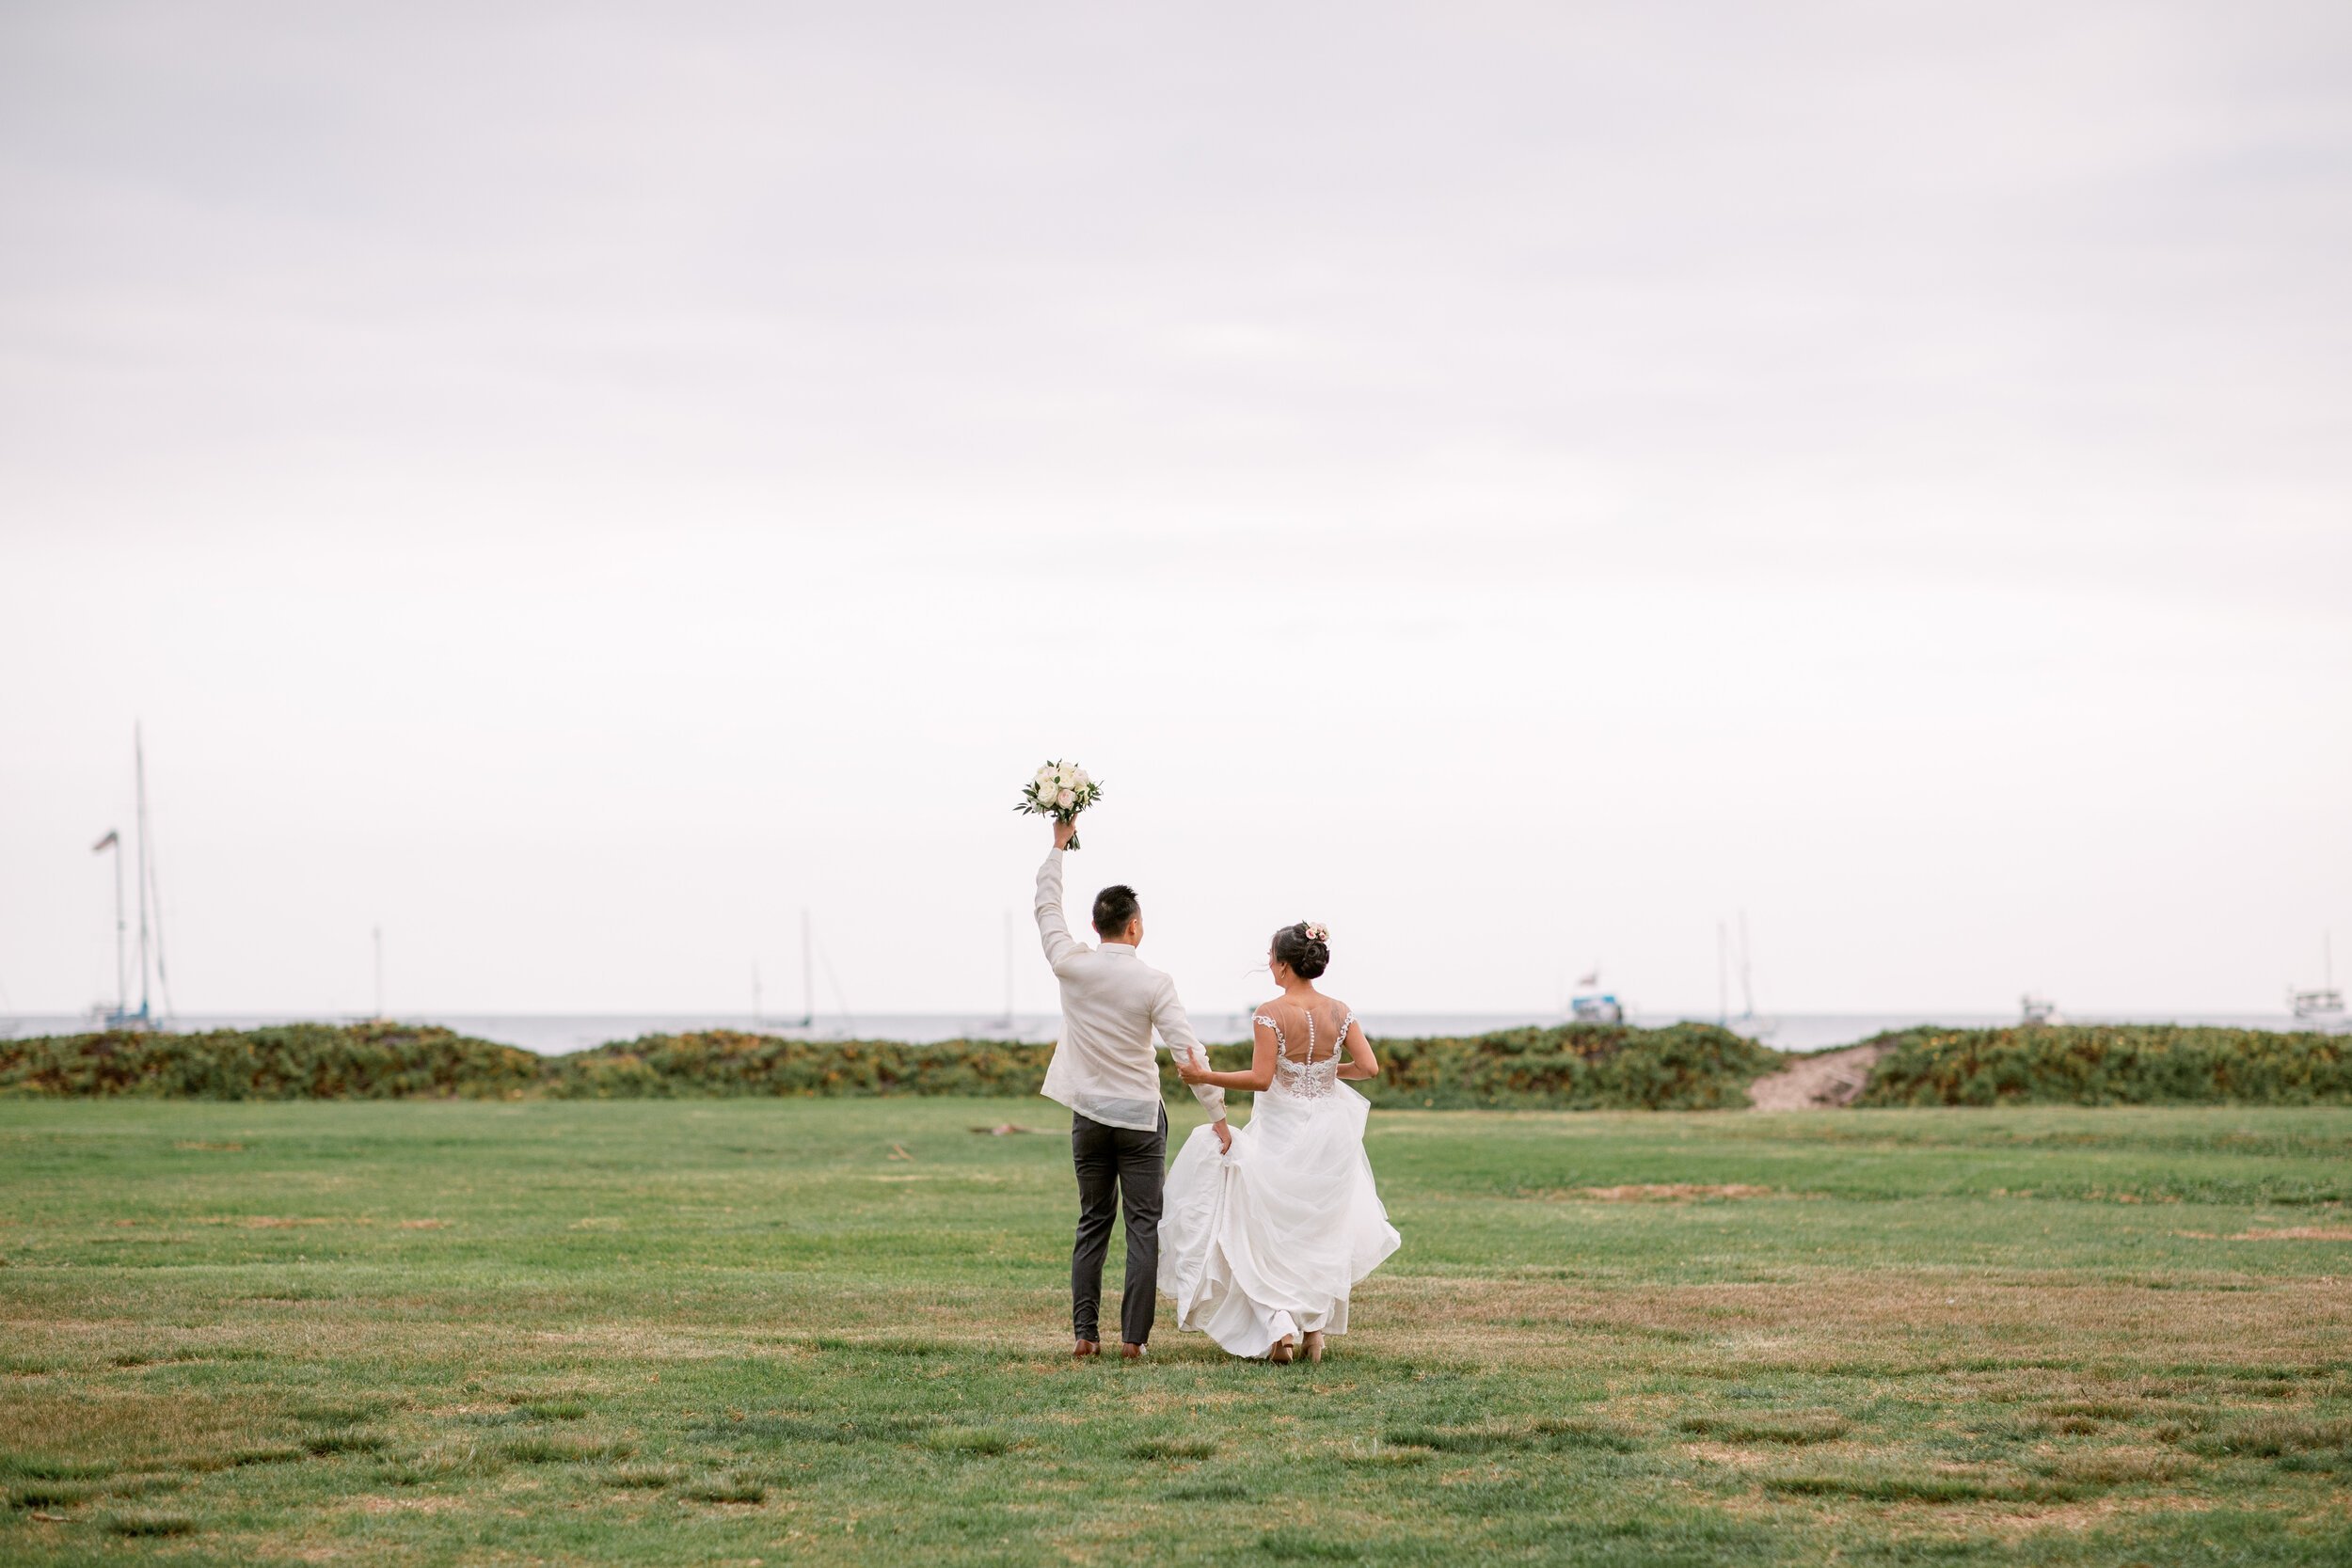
[1159,1003,1400,1357]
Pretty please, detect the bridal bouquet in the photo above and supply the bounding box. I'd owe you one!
[1017,760,1103,849]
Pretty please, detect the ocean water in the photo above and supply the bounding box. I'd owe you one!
[0,1009,2332,1055]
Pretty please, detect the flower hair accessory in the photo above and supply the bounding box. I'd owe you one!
[1302,923,1329,943]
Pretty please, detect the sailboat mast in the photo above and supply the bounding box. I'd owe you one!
[1716,919,1728,1027]
[135,724,151,1022]
[1739,910,1756,1020]
[110,834,126,1020]
[800,908,815,1027]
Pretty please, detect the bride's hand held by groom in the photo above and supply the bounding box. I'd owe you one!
[1173,1055,1234,1151]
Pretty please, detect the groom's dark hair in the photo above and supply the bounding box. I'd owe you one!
[1092,884,1140,938]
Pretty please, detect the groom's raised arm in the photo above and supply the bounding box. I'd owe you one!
[1150,976,1228,1123]
[1034,849,1083,978]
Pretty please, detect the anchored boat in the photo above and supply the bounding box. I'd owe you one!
[88,724,173,1031]
[2290,933,2345,1026]
[1569,970,1624,1024]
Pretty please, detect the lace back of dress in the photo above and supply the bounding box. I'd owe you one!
[1256,1002,1353,1101]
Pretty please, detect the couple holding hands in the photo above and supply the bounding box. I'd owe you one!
[1032,816,1400,1365]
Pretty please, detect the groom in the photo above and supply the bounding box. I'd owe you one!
[1034,816,1231,1359]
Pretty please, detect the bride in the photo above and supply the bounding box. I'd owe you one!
[1164,922,1401,1363]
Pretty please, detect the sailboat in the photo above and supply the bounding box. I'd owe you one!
[2290,932,2346,1026]
[969,912,1022,1037]
[1728,911,1777,1043]
[755,911,818,1032]
[88,724,174,1031]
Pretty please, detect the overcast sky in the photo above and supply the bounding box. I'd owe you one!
[3,1,2347,1022]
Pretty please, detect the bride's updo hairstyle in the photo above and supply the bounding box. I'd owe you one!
[1271,922,1331,980]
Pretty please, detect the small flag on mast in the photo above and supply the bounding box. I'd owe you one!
[91,829,119,852]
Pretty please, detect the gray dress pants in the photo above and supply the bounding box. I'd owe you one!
[1070,1104,1168,1345]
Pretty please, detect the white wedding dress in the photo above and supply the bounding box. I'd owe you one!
[1160,999,1401,1357]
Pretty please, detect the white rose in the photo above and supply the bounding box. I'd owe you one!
[1072,768,1091,788]
[1057,789,1076,809]
[1035,766,1058,789]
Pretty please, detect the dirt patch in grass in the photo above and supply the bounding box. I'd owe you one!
[2228,1227,2352,1241]
[1563,1183,1779,1202]
[1748,1042,1896,1111]
[1972,1494,2219,1536]
[1682,1441,1773,1468]
[357,1494,464,1514]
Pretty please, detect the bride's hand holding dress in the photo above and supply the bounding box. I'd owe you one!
[1161,969,1401,1362]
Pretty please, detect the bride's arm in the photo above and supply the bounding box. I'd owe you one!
[1177,1016,1277,1093]
[1336,1016,1380,1080]
[1150,976,1229,1127]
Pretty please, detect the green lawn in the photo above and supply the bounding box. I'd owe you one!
[2,1100,2348,1566]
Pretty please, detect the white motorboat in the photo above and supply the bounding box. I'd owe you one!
[1569,971,1624,1024]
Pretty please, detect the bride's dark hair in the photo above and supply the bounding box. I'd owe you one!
[1271,922,1330,980]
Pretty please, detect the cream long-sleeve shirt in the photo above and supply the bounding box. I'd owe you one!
[1034,849,1226,1132]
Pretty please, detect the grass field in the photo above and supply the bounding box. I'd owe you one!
[2,1100,2348,1566]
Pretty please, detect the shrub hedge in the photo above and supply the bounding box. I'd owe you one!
[1855,1024,2352,1107]
[14,1018,2339,1109]
[550,1032,1056,1099]
[1,1020,1777,1109]
[1368,1022,1780,1110]
[0,1022,542,1100]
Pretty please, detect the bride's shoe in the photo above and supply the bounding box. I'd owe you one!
[1269,1336,1297,1365]
[1302,1331,1326,1363]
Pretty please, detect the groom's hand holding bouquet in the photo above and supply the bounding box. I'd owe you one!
[1016,760,1102,850]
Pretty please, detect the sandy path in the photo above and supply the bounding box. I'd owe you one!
[1746,1040,1894,1111]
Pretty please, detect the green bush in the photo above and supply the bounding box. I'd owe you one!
[0,1020,1779,1109]
[1855,1024,2352,1107]
[1346,1022,1781,1110]
[0,1022,541,1100]
[547,1031,1056,1099]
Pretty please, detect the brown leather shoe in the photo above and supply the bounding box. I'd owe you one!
[1073,1339,1101,1357]
[1119,1342,1146,1359]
